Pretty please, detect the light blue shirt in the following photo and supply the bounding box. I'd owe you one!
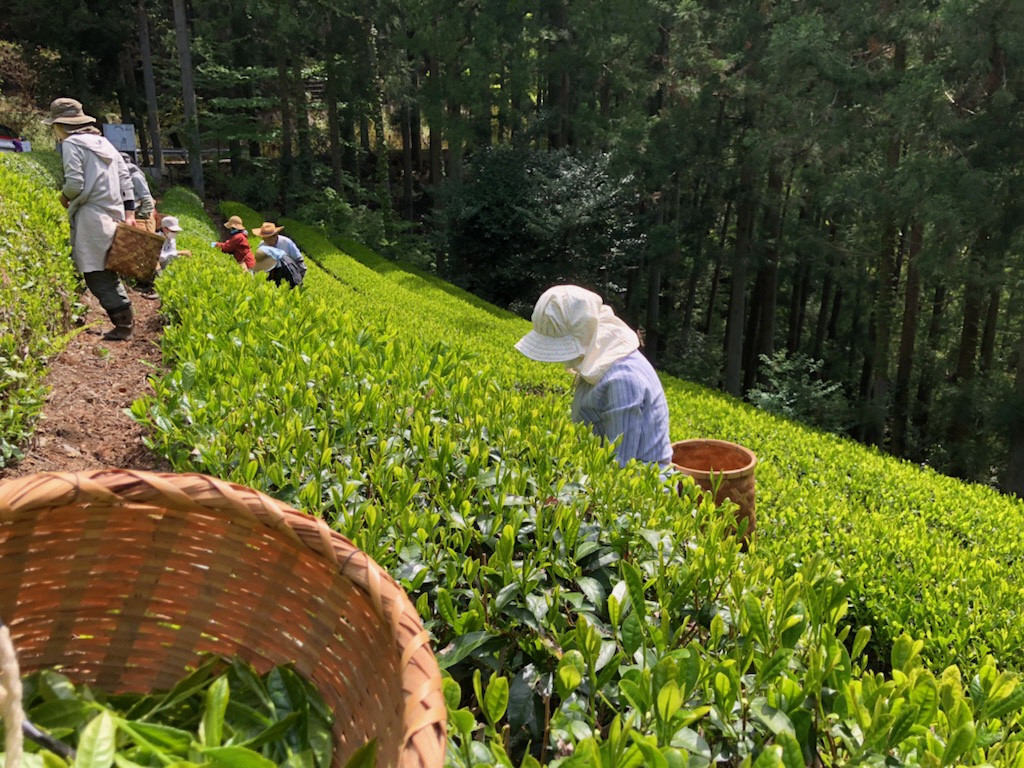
[571,350,672,467]
[271,235,305,269]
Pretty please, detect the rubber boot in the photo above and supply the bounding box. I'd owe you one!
[103,307,134,341]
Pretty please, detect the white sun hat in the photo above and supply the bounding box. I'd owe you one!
[515,285,639,382]
[160,215,183,232]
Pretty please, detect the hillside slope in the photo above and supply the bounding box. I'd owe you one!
[279,211,1024,672]
[129,191,1024,764]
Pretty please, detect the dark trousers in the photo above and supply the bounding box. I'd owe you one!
[83,269,131,314]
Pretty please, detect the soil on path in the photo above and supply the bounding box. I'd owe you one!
[1,289,172,479]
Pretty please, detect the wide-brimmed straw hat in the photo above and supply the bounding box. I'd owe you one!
[42,97,95,126]
[223,215,245,230]
[252,221,284,238]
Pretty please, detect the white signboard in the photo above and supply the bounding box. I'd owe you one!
[102,123,137,155]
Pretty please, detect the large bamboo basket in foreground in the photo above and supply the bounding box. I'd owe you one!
[0,470,446,768]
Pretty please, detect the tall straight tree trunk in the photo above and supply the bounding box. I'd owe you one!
[704,201,731,336]
[863,39,907,446]
[118,50,150,165]
[645,196,669,366]
[340,103,355,177]
[979,286,999,374]
[326,51,343,190]
[725,164,757,396]
[812,221,839,360]
[746,164,785,389]
[427,55,443,186]
[545,0,570,149]
[276,50,294,212]
[890,220,923,456]
[448,101,464,184]
[947,249,986,468]
[911,282,947,455]
[293,60,312,185]
[172,0,203,198]
[1002,332,1024,496]
[138,0,163,178]
[400,102,414,219]
[367,18,391,202]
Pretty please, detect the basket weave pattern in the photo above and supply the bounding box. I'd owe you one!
[672,439,757,541]
[105,223,163,281]
[0,470,446,768]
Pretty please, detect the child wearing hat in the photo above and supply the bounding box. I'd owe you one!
[135,215,192,300]
[158,216,191,268]
[212,215,255,269]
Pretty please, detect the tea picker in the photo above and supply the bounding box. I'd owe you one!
[515,284,673,468]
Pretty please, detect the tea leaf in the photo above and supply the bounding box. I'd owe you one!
[75,712,116,768]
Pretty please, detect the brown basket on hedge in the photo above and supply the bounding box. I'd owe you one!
[0,469,446,768]
[105,223,163,281]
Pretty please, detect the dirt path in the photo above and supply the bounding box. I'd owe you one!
[1,288,172,479]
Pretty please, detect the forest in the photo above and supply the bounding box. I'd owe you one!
[1,0,1022,492]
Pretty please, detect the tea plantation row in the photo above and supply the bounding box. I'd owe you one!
[125,188,1024,765]
[0,152,81,467]
[274,207,1024,672]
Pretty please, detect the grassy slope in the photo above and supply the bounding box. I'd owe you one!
[275,213,1024,671]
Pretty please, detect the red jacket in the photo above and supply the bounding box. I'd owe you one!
[216,230,254,269]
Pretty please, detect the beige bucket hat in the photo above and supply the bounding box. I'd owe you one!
[42,98,95,126]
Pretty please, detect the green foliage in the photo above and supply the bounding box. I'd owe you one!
[0,151,83,467]
[437,147,643,311]
[3,657,334,768]
[293,187,391,261]
[747,352,851,435]
[128,194,1024,764]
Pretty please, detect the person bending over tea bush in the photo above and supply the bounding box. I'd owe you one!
[516,284,672,467]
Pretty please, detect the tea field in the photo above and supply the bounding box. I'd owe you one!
[0,152,82,467]
[6,154,1024,765]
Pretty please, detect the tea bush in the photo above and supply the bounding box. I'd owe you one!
[302,202,1024,672]
[0,151,82,467]
[130,193,1024,765]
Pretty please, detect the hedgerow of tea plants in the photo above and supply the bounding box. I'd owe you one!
[127,193,1024,766]
[0,152,82,467]
[268,206,1024,675]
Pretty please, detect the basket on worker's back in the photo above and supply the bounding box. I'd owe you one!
[105,222,163,281]
[0,469,446,768]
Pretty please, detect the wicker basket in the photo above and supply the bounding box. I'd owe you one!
[0,470,446,768]
[672,439,757,544]
[105,223,163,281]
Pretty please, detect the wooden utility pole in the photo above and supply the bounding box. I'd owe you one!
[137,0,164,179]
[172,0,204,198]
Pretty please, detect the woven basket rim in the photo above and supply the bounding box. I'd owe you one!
[0,469,447,768]
[114,221,166,242]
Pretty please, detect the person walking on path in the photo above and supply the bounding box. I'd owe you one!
[252,222,307,282]
[515,285,672,467]
[45,97,137,341]
[212,215,254,269]
[121,152,156,233]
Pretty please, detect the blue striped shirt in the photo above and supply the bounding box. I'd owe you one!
[571,351,672,467]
